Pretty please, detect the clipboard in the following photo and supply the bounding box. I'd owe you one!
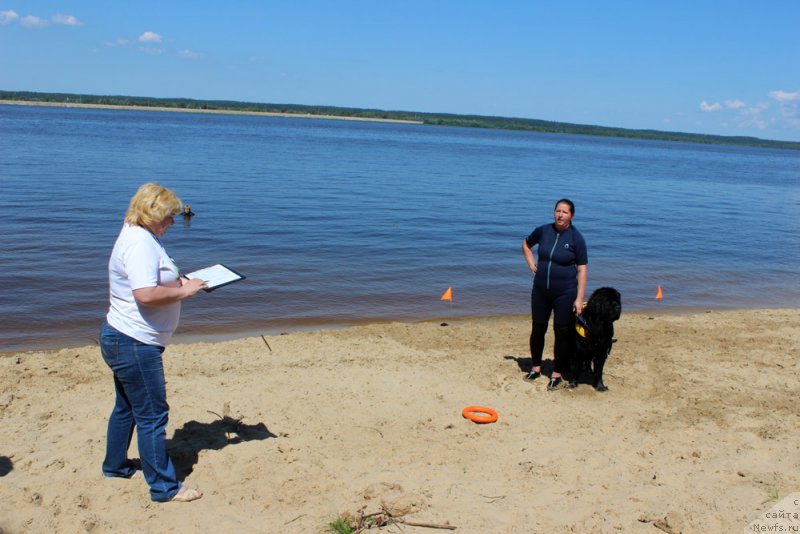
[184,264,245,292]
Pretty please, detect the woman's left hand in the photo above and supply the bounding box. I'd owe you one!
[573,298,584,315]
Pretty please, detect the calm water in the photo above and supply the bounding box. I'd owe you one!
[1,104,798,352]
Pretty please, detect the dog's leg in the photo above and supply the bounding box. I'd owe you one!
[593,353,608,392]
[592,322,616,392]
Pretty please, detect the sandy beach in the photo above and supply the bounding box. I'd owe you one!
[1,309,798,533]
[0,100,424,125]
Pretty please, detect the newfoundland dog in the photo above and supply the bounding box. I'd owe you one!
[569,287,622,392]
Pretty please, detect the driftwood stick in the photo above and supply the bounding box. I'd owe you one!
[398,519,457,530]
[261,335,272,351]
[283,514,305,525]
[348,505,457,532]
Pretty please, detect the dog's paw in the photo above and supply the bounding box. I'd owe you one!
[595,382,609,392]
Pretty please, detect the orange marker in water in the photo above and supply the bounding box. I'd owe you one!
[656,285,663,300]
[440,287,453,302]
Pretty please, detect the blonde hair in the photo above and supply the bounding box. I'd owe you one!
[124,183,182,227]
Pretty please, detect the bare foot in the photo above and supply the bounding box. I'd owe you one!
[170,485,203,502]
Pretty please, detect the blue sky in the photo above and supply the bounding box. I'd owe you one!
[1,1,799,141]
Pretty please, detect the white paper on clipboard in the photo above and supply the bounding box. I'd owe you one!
[184,264,244,291]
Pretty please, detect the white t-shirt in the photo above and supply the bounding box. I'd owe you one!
[106,224,181,346]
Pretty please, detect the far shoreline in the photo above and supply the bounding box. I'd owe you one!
[0,99,425,125]
[5,90,800,149]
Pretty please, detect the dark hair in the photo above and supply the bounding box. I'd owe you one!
[554,198,575,215]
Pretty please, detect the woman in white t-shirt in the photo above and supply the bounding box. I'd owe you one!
[99,183,207,503]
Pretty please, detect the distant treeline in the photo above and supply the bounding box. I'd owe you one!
[3,90,799,150]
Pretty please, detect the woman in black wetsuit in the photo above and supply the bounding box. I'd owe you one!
[521,199,588,390]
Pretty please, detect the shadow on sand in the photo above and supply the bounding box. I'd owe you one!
[167,415,277,480]
[504,355,554,377]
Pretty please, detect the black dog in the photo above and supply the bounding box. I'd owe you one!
[569,287,621,392]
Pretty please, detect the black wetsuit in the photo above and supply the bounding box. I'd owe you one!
[525,223,588,374]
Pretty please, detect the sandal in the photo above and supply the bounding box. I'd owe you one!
[547,376,563,391]
[171,486,203,502]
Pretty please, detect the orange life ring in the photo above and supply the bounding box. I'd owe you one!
[462,406,498,424]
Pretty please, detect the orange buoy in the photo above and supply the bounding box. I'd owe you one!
[462,406,498,424]
[656,285,663,300]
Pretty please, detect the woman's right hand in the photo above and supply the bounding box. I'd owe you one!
[522,239,538,276]
[181,277,208,297]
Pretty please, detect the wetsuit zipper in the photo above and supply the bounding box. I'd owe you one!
[546,232,560,289]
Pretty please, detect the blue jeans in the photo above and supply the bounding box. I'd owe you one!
[100,322,181,502]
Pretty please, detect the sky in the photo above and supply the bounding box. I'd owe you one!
[1,1,799,141]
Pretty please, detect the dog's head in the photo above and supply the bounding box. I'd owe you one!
[585,287,622,323]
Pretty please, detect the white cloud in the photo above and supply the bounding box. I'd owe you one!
[52,13,83,26]
[769,90,800,102]
[139,46,165,55]
[179,49,204,60]
[20,15,49,28]
[739,103,768,130]
[105,39,131,47]
[700,100,722,112]
[765,90,800,128]
[694,92,800,135]
[741,117,767,130]
[0,10,19,24]
[772,99,798,121]
[2,10,83,28]
[138,31,162,43]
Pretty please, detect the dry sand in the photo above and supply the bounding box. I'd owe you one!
[1,309,798,533]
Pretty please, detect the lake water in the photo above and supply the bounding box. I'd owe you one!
[1,104,798,352]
